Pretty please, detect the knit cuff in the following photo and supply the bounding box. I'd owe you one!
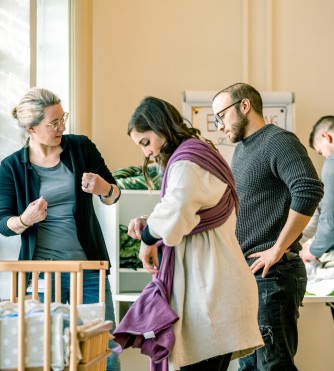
[290,198,320,217]
[141,225,160,245]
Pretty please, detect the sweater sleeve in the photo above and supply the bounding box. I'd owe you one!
[141,225,160,245]
[147,160,227,247]
[83,136,117,185]
[267,130,324,216]
[310,156,334,256]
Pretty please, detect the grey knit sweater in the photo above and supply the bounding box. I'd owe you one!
[232,124,324,258]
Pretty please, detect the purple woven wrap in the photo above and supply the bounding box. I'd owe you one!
[161,138,238,232]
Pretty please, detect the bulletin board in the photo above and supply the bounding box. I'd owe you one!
[182,90,295,165]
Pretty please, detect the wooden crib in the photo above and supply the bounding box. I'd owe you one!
[0,260,113,371]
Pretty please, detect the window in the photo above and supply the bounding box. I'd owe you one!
[0,0,70,161]
[36,0,70,112]
[0,0,30,160]
[0,0,70,298]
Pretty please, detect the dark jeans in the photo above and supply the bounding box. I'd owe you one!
[180,354,232,371]
[239,256,307,371]
[37,269,121,371]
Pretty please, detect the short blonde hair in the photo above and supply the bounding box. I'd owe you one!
[12,87,61,129]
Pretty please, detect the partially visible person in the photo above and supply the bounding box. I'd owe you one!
[212,83,324,371]
[0,87,121,371]
[299,207,320,247]
[300,115,334,266]
[115,96,263,371]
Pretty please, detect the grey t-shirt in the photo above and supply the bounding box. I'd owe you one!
[31,161,87,260]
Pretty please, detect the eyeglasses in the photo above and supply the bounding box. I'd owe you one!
[214,100,242,128]
[46,112,70,131]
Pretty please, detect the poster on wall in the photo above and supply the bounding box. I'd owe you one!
[182,91,295,165]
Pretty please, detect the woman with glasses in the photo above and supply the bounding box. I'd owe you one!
[117,96,263,371]
[0,87,121,371]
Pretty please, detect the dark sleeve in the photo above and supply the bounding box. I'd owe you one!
[141,225,160,245]
[83,137,122,203]
[268,130,324,216]
[0,160,20,236]
[84,136,117,185]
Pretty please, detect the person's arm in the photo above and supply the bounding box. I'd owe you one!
[299,240,316,263]
[81,172,121,205]
[138,242,159,274]
[131,161,228,273]
[99,183,121,205]
[6,196,48,234]
[80,136,121,205]
[0,159,28,237]
[133,161,227,247]
[310,156,334,256]
[7,215,31,234]
[148,161,227,246]
[0,156,49,236]
[298,206,320,262]
[249,131,324,277]
[250,210,311,276]
[299,206,320,245]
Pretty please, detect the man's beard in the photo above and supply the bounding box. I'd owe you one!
[229,110,249,143]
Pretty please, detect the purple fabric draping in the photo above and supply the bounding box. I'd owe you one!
[113,138,238,371]
[113,242,178,364]
[161,138,239,229]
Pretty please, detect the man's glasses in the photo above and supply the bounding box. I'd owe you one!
[214,100,242,128]
[46,112,70,131]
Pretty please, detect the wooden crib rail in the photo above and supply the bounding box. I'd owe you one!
[0,260,109,371]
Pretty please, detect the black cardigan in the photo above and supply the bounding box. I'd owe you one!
[0,134,118,273]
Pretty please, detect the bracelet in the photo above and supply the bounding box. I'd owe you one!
[102,184,114,198]
[18,215,31,229]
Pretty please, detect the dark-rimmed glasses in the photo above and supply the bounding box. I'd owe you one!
[214,100,242,128]
[46,112,70,131]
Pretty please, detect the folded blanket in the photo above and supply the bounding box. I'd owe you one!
[0,300,106,369]
[305,259,334,296]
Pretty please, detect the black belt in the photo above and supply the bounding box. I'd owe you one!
[280,251,298,263]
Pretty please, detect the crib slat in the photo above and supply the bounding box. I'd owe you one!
[44,272,52,370]
[10,271,16,302]
[99,269,106,303]
[0,261,110,370]
[32,271,39,300]
[18,272,26,371]
[70,272,78,371]
[78,270,83,304]
[55,271,61,302]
